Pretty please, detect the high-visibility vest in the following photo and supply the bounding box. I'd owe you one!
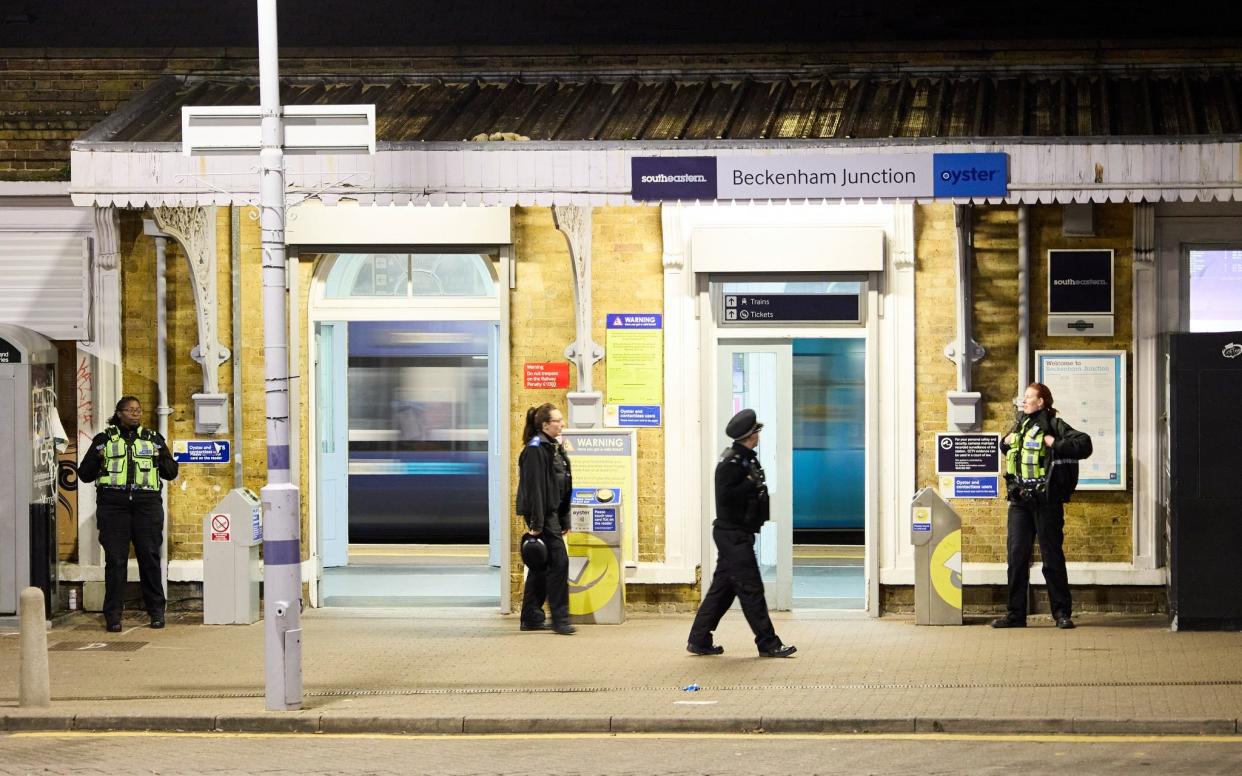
[96,426,161,491]
[1005,416,1049,483]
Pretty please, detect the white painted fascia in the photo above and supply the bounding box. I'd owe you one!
[0,181,70,196]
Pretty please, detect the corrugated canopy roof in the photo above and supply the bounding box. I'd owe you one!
[92,69,1242,144]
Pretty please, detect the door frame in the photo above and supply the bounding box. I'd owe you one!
[700,276,879,614]
[303,247,512,611]
[710,339,794,610]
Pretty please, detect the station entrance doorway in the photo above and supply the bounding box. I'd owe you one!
[704,278,873,612]
[309,251,508,609]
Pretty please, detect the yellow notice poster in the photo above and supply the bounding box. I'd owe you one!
[560,430,637,564]
[604,313,663,407]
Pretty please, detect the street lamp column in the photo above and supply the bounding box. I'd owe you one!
[256,0,302,712]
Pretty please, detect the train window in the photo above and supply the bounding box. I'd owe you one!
[324,253,496,299]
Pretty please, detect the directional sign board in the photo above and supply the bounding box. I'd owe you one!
[722,293,861,324]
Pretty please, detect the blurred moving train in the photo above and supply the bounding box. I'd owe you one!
[345,320,492,544]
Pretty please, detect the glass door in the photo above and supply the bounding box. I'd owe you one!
[714,341,793,610]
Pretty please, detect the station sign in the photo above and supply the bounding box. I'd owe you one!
[632,152,1008,201]
[722,292,860,324]
[1048,249,1115,337]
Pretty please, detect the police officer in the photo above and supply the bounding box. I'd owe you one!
[993,383,1092,630]
[686,409,796,658]
[78,396,179,632]
[516,403,576,635]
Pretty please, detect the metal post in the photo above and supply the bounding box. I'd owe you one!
[154,234,171,599]
[1016,205,1030,406]
[257,0,302,712]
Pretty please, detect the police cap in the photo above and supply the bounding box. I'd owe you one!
[520,533,547,570]
[725,408,763,441]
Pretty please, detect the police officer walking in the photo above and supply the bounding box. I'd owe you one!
[78,396,179,632]
[687,409,796,658]
[992,383,1092,630]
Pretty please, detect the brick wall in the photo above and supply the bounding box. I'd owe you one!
[508,205,695,611]
[910,203,1138,607]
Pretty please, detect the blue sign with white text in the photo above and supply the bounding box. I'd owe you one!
[932,153,1009,198]
[952,476,999,498]
[172,440,230,464]
[606,313,662,329]
[631,156,718,201]
[616,405,661,427]
[592,507,618,532]
[571,487,622,506]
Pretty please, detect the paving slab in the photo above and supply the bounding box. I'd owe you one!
[2,610,1241,735]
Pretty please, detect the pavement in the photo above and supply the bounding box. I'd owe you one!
[3,608,1242,735]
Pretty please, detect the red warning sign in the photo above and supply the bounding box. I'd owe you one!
[524,362,570,389]
[210,513,231,542]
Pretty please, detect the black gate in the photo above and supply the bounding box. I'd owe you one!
[1168,331,1242,630]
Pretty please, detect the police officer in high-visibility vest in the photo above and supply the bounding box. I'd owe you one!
[78,396,179,632]
[993,383,1092,630]
[686,409,796,658]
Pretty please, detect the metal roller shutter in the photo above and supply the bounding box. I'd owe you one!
[0,231,89,340]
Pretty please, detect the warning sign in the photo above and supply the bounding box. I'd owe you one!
[210,513,231,542]
[524,362,570,389]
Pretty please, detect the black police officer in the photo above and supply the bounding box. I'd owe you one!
[686,409,796,658]
[78,396,179,632]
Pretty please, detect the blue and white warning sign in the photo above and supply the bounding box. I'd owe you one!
[172,440,231,464]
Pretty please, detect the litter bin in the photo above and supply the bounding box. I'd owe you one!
[566,487,625,625]
[911,487,963,625]
[203,488,262,624]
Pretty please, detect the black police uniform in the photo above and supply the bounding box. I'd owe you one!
[996,409,1092,627]
[78,423,179,628]
[687,409,791,656]
[516,432,572,630]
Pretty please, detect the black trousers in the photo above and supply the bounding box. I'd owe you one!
[521,530,570,627]
[97,494,166,623]
[1006,499,1072,620]
[688,526,781,652]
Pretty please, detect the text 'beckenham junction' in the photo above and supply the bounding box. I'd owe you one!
[732,166,917,187]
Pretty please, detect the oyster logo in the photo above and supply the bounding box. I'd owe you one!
[930,529,962,610]
[567,534,621,615]
[1223,342,1242,359]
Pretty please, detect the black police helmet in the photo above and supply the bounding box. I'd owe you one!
[520,533,547,570]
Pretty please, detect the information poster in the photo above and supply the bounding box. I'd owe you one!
[1036,350,1126,490]
[935,433,1001,499]
[560,430,638,564]
[605,314,663,415]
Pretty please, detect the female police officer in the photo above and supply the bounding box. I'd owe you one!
[686,409,796,658]
[992,383,1091,630]
[78,396,179,631]
[516,403,576,635]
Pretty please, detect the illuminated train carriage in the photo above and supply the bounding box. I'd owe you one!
[345,320,491,544]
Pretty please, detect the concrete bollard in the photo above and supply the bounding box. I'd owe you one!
[18,587,50,708]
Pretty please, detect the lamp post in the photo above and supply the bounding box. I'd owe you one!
[182,0,373,712]
[256,0,302,712]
